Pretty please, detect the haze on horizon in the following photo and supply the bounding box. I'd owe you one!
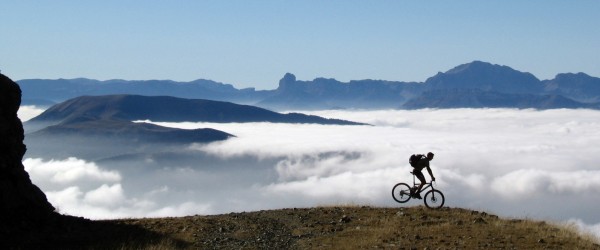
[2,1,600,89]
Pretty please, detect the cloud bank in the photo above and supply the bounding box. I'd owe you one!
[24,108,600,237]
[18,105,45,122]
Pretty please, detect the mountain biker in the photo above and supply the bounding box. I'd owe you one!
[410,152,436,199]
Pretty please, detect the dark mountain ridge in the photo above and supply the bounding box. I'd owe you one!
[17,61,600,110]
[29,117,232,144]
[28,94,366,126]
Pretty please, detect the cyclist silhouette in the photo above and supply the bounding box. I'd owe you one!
[410,152,436,199]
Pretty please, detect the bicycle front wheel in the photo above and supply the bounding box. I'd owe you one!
[392,183,411,203]
[424,190,445,209]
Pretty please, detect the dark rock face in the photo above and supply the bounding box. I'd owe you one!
[0,74,55,237]
[1,74,220,248]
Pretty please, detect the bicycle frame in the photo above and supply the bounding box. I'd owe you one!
[411,171,436,194]
[391,171,445,208]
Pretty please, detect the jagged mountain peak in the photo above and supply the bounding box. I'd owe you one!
[425,60,542,93]
[445,60,498,74]
[441,61,533,78]
[281,73,297,82]
[277,73,302,92]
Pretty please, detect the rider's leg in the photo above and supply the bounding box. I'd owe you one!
[413,171,426,198]
[416,182,424,193]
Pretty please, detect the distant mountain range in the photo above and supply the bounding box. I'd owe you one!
[24,95,365,160]
[17,61,600,110]
[403,89,594,109]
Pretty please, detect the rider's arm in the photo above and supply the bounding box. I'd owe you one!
[426,166,435,181]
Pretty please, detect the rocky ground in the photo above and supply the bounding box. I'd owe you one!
[40,205,596,249]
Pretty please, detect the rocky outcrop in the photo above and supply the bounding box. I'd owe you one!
[0,73,55,240]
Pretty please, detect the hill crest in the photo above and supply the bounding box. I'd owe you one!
[29,94,366,126]
[15,206,598,249]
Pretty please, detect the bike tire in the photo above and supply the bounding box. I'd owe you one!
[424,190,445,209]
[392,183,412,203]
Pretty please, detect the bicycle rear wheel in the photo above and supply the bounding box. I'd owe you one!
[392,183,411,203]
[424,190,445,209]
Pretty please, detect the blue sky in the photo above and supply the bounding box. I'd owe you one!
[2,1,599,89]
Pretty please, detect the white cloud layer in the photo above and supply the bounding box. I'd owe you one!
[18,105,45,122]
[24,158,121,189]
[25,108,600,239]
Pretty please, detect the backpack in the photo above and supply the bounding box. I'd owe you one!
[409,154,423,167]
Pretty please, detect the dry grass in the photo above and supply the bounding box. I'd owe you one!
[551,220,600,246]
[112,206,599,249]
[18,206,600,249]
[116,239,179,250]
[290,206,585,249]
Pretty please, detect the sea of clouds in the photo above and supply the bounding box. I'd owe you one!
[19,106,600,238]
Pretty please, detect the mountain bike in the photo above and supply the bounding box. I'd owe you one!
[392,171,445,209]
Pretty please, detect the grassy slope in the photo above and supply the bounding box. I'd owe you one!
[95,206,599,249]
